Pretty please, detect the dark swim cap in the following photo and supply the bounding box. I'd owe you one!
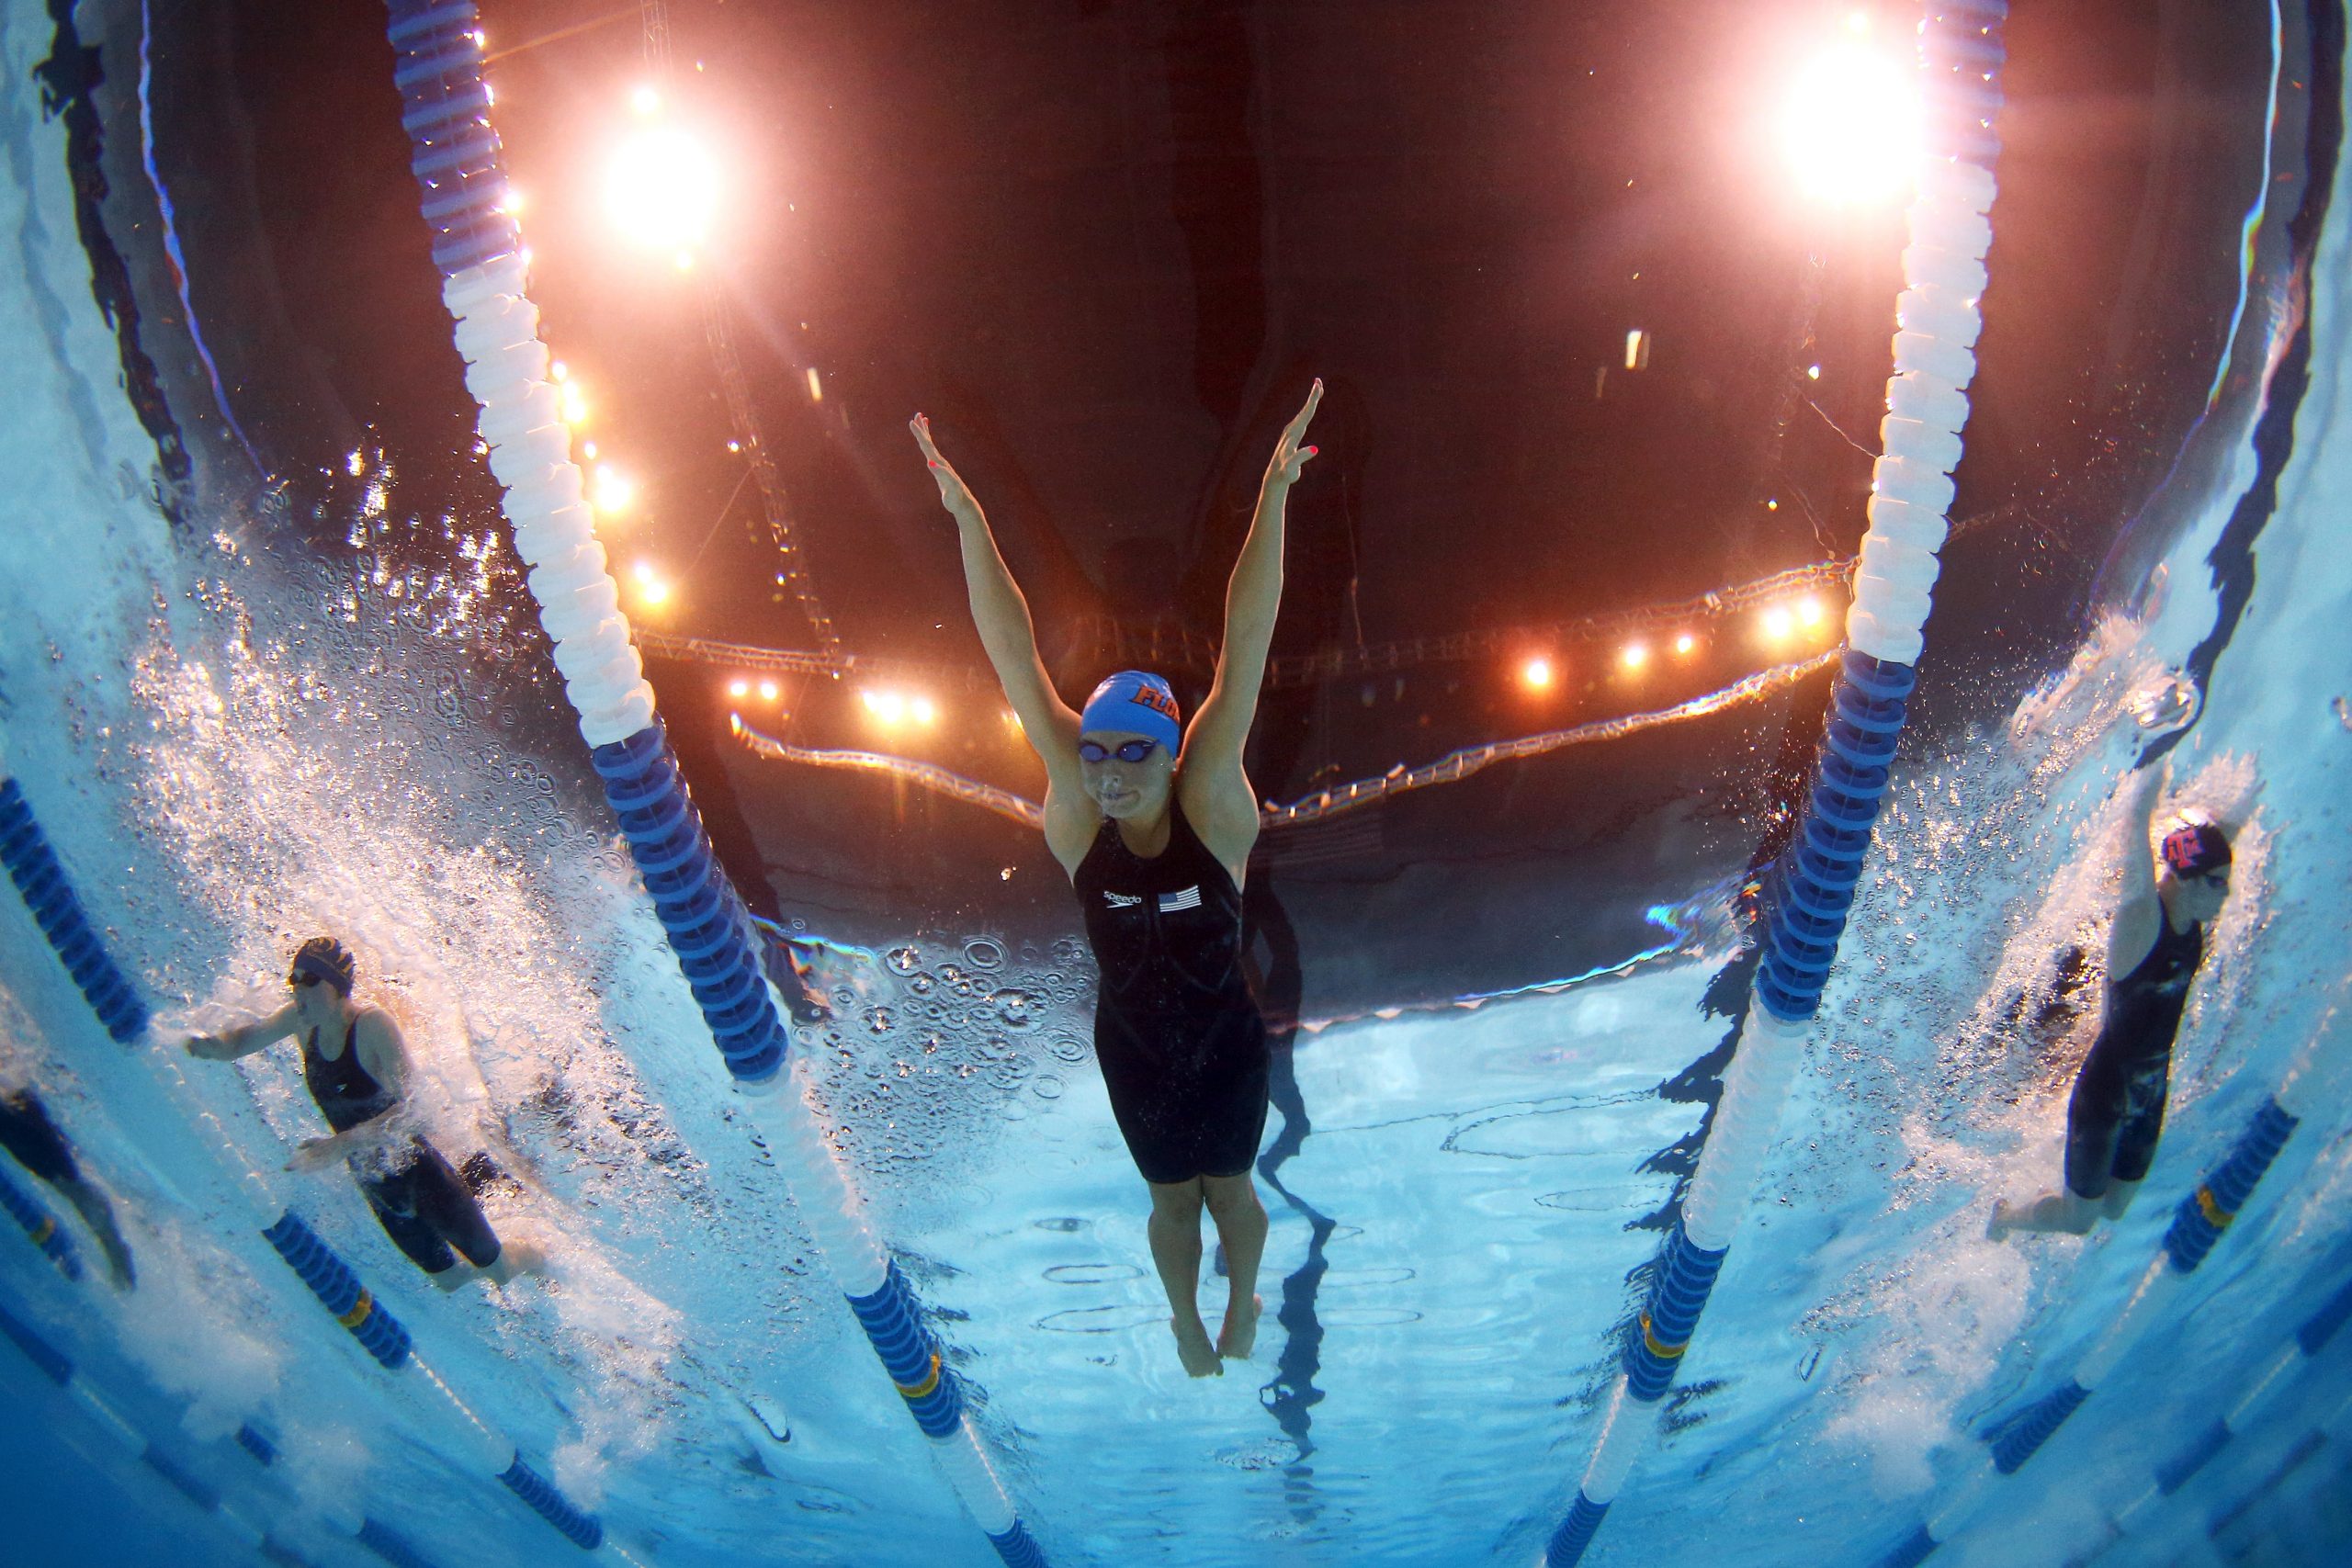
[2159,819,2232,877]
[1080,671,1183,754]
[289,937,356,996]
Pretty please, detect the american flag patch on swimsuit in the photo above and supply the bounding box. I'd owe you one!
[1158,886,1204,913]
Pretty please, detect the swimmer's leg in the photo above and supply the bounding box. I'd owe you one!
[1994,1045,2125,1239]
[1202,1171,1266,1360]
[1146,1178,1221,1377]
[58,1178,135,1289]
[2098,1177,2142,1222]
[411,1142,544,1290]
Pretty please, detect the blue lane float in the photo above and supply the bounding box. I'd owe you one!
[0,1165,84,1280]
[498,1455,605,1552]
[379,1,1051,1556]
[259,1210,414,1371]
[0,776,150,1043]
[1540,6,2008,1559]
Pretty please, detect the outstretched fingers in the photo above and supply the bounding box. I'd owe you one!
[1272,378,1324,480]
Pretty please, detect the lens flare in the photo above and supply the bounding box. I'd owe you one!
[590,465,635,515]
[606,124,723,253]
[1780,43,1923,204]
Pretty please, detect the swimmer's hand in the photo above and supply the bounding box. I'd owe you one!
[183,1033,232,1060]
[909,413,981,521]
[1263,378,1324,489]
[2126,672,2199,736]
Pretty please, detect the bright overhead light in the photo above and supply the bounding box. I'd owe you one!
[591,465,635,515]
[1521,657,1554,691]
[757,679,780,701]
[1760,604,1795,643]
[1779,43,1922,204]
[1621,642,1649,671]
[630,560,670,606]
[727,678,749,699]
[1674,633,1696,656]
[606,124,723,254]
[1798,596,1826,627]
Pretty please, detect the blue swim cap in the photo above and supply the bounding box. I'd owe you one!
[1080,671,1183,755]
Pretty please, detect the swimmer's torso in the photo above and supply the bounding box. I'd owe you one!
[302,1013,398,1132]
[2099,915,2205,1063]
[1076,798,1256,1034]
[1073,797,1270,1182]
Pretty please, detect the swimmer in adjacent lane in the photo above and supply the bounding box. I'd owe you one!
[0,1085,137,1288]
[186,937,542,1291]
[1989,762,2236,1239]
[911,380,1322,1377]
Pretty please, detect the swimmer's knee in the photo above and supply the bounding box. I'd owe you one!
[1147,1177,1204,1213]
[1200,1173,1260,1216]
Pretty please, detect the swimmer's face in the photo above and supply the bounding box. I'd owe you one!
[1079,730,1174,819]
[2164,864,2231,924]
[288,971,345,1026]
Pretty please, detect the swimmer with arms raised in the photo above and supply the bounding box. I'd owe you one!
[186,938,542,1291]
[1989,761,2236,1238]
[910,380,1321,1377]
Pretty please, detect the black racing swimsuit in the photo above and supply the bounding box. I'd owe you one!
[2064,914,2205,1199]
[1075,798,1271,1184]
[302,1017,499,1273]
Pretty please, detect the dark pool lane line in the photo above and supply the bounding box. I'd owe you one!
[2146,0,2346,768]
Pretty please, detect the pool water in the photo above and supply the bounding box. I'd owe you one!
[3,2,2350,1565]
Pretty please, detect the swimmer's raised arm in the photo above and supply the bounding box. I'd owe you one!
[2107,758,2172,973]
[910,415,1085,776]
[910,415,1081,745]
[184,1002,299,1061]
[1182,381,1321,821]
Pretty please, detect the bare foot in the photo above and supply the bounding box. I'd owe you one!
[1170,1316,1223,1378]
[1217,1293,1261,1360]
[1985,1201,2012,1242]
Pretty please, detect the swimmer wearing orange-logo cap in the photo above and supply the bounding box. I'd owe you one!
[911,380,1321,1379]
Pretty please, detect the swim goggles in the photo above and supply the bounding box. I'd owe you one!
[1079,739,1161,764]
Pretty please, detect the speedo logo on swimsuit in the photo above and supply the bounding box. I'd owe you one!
[1102,886,1204,913]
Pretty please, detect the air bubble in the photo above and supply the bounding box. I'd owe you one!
[887,945,922,975]
[963,938,1005,971]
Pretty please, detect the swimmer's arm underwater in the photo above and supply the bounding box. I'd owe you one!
[2106,759,2171,975]
[183,1003,300,1060]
